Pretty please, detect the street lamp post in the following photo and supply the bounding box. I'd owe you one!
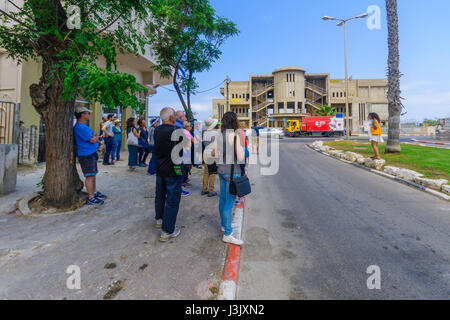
[322,13,368,140]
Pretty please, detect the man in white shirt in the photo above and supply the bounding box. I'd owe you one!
[102,114,115,165]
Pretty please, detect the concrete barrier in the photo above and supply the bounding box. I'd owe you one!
[0,144,18,195]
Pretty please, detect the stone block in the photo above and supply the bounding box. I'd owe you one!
[414,177,449,190]
[329,150,344,158]
[344,152,359,162]
[384,166,400,176]
[442,184,450,195]
[397,169,423,182]
[363,158,386,170]
[0,144,18,195]
[357,157,366,165]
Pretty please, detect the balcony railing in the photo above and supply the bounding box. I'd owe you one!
[305,81,327,95]
[252,84,274,97]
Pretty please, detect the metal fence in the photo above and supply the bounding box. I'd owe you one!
[0,101,20,145]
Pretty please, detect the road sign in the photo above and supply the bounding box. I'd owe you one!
[283,118,286,122]
[270,117,274,122]
[177,68,186,79]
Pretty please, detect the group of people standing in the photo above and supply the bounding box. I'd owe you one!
[73,106,249,246]
[125,117,158,174]
[97,114,158,174]
[153,108,247,246]
[99,114,123,165]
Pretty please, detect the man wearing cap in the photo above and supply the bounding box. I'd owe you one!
[74,106,107,205]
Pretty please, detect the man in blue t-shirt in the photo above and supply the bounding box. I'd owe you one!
[73,106,107,206]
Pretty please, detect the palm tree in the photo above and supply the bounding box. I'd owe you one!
[316,105,337,117]
[385,0,402,153]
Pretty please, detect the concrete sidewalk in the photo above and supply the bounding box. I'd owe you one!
[0,154,226,299]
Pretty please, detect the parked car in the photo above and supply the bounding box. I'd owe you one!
[259,128,284,139]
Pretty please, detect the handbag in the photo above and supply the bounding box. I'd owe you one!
[126,128,139,146]
[229,136,251,197]
[207,163,218,174]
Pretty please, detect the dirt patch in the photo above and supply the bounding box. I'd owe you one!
[103,280,125,300]
[28,192,87,215]
[104,262,117,269]
[139,264,148,271]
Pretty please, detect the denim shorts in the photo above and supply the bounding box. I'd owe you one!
[78,152,99,177]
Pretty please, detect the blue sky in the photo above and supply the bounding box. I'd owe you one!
[150,0,450,122]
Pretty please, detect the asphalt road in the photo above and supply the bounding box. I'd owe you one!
[239,138,450,300]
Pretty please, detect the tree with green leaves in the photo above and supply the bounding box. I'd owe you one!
[385,0,402,153]
[0,0,150,209]
[422,118,438,127]
[315,105,337,117]
[146,0,239,121]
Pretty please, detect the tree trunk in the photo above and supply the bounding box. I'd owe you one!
[30,58,84,209]
[385,0,402,153]
[172,68,194,122]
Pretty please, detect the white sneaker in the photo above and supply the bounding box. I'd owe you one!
[221,226,225,232]
[155,219,162,228]
[160,227,181,242]
[222,235,243,246]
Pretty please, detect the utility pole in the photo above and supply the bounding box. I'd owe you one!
[344,21,350,140]
[322,13,368,140]
[226,75,230,113]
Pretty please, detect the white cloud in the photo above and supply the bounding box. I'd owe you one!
[401,80,450,120]
[149,95,215,121]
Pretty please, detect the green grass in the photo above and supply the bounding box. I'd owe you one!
[324,141,450,181]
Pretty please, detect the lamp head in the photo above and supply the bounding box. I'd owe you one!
[356,13,369,19]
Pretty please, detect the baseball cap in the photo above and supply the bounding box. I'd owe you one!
[74,106,92,114]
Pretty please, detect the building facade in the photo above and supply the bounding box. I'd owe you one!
[212,66,388,133]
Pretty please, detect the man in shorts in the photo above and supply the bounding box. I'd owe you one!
[74,106,107,205]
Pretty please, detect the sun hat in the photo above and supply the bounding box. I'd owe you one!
[74,106,92,114]
[204,117,219,131]
[114,119,120,124]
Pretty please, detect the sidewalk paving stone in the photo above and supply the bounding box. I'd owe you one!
[0,154,225,300]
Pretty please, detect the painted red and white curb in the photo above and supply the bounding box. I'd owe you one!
[218,198,245,300]
[410,139,450,146]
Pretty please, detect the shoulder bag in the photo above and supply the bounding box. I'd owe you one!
[126,128,139,146]
[230,135,251,197]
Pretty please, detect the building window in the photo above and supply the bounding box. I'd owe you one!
[278,102,284,113]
